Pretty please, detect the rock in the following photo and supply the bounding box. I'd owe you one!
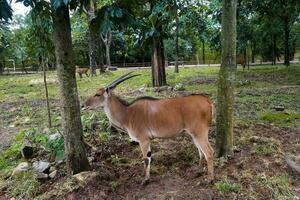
[49,170,58,179]
[73,171,99,184]
[33,161,51,174]
[49,166,56,173]
[138,87,145,92]
[174,83,185,91]
[55,159,64,167]
[107,66,118,71]
[48,133,61,141]
[88,157,95,163]
[21,145,34,159]
[37,172,49,181]
[153,86,173,92]
[274,106,285,111]
[12,162,30,176]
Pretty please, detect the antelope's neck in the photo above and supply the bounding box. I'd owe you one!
[104,95,128,130]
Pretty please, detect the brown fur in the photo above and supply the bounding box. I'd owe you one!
[236,57,246,69]
[75,65,89,78]
[83,88,214,183]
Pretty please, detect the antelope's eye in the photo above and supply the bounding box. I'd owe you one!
[94,93,101,97]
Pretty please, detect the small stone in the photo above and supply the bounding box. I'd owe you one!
[48,133,61,141]
[88,157,95,163]
[73,171,99,184]
[33,161,51,174]
[55,159,64,167]
[12,162,30,176]
[49,166,56,173]
[274,106,285,111]
[36,172,49,181]
[138,87,145,92]
[174,83,185,91]
[107,66,118,71]
[49,170,57,179]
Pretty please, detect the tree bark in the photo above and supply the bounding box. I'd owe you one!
[151,34,166,86]
[216,0,237,157]
[42,56,52,128]
[251,41,255,63]
[86,1,97,76]
[52,4,90,174]
[202,40,206,64]
[98,38,105,73]
[0,61,3,74]
[88,26,98,75]
[174,1,179,73]
[100,30,112,68]
[284,16,290,66]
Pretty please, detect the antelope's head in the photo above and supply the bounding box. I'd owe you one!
[82,72,140,110]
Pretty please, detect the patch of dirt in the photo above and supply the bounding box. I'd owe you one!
[39,123,299,200]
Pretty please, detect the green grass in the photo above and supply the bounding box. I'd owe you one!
[0,64,299,199]
[215,178,241,196]
[257,174,296,200]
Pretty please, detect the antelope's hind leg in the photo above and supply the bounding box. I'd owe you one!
[191,129,214,181]
[139,139,151,185]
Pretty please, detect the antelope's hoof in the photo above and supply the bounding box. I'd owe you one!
[141,179,150,186]
[205,175,214,184]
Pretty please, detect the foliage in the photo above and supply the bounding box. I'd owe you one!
[4,171,40,199]
[215,178,241,196]
[260,111,299,126]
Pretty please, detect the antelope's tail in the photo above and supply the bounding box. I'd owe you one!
[211,102,216,125]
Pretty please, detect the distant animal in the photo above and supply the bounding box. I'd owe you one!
[236,56,249,70]
[236,56,247,70]
[82,72,214,184]
[75,65,89,78]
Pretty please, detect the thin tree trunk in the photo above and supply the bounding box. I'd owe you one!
[273,35,277,65]
[216,0,237,157]
[284,17,290,66]
[88,27,98,75]
[101,31,112,68]
[251,42,255,63]
[174,2,179,73]
[42,56,52,128]
[0,61,3,74]
[98,38,105,73]
[202,40,206,64]
[52,4,90,174]
[152,34,166,86]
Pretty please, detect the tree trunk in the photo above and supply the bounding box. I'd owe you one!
[98,39,105,73]
[52,4,90,174]
[0,61,3,74]
[273,35,277,65]
[202,40,206,64]
[100,30,112,68]
[88,26,98,75]
[86,1,97,76]
[284,16,290,66]
[216,0,237,157]
[174,2,179,73]
[42,56,52,128]
[251,41,255,63]
[151,34,166,86]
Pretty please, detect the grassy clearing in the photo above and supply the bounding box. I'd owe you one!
[0,64,299,199]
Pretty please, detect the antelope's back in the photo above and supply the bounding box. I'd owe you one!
[127,95,213,136]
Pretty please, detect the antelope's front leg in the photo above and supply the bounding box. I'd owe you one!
[139,139,151,185]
